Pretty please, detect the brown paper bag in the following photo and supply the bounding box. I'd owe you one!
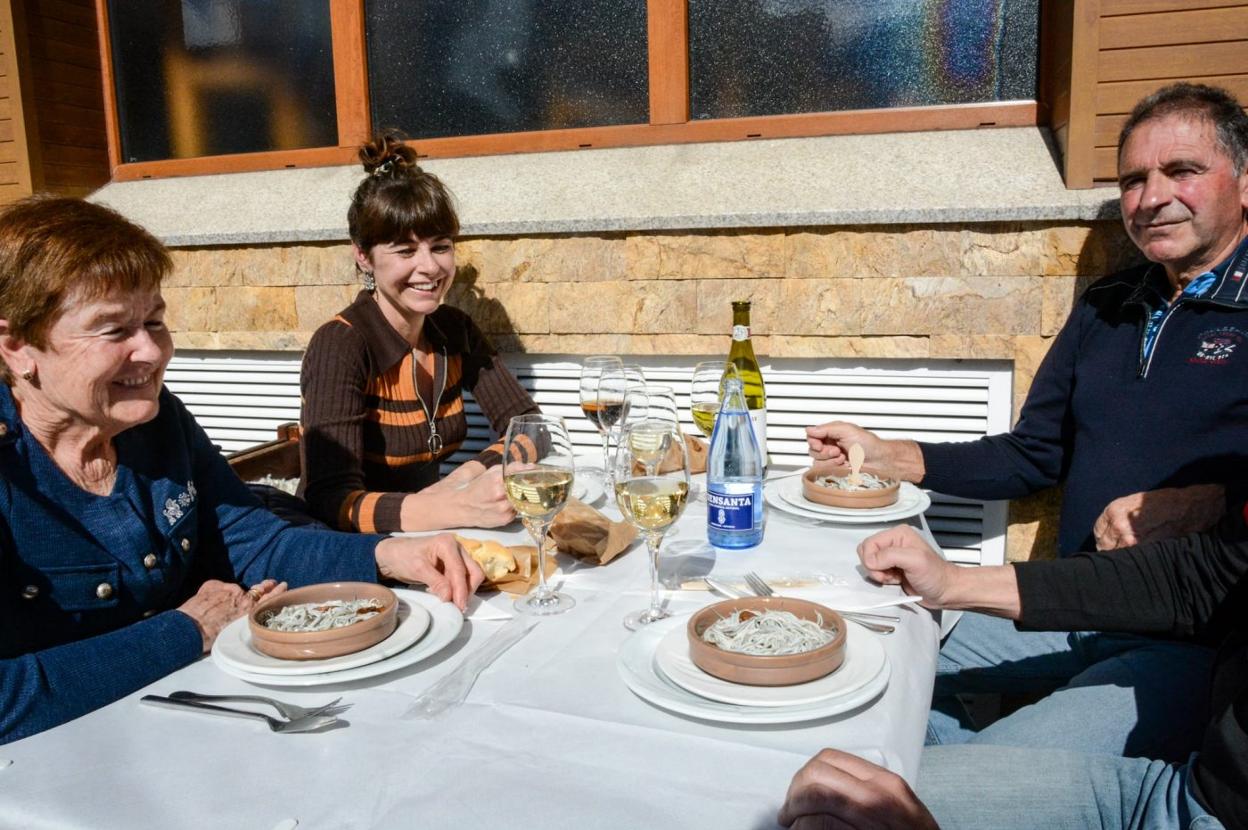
[658,433,708,474]
[549,498,638,565]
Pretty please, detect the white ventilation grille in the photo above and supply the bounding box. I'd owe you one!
[166,351,1012,566]
[164,353,303,452]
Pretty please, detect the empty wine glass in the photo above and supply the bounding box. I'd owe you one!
[690,361,738,439]
[613,420,691,629]
[503,414,576,616]
[644,383,679,427]
[579,356,623,482]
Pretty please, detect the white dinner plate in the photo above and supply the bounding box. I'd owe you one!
[654,620,887,708]
[212,590,463,688]
[765,478,931,524]
[213,594,432,676]
[617,616,890,725]
[571,475,605,506]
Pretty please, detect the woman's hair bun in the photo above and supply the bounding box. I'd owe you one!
[359,131,419,176]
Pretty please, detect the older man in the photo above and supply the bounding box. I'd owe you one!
[807,83,1248,760]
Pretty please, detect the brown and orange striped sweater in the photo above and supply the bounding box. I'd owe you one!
[300,291,539,533]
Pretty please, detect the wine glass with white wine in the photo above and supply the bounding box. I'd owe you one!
[690,361,739,439]
[613,420,690,629]
[502,414,576,615]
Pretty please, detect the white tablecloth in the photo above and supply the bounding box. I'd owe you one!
[0,474,940,830]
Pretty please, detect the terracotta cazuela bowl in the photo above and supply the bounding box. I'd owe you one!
[249,582,397,661]
[802,468,900,509]
[687,596,846,687]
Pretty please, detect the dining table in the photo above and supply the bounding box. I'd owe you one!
[0,470,945,830]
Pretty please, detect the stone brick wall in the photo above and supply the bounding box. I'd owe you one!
[163,220,1142,561]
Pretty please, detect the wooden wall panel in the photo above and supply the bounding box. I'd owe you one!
[15,0,108,194]
[1096,75,1248,114]
[1101,0,1244,14]
[1100,6,1248,48]
[1040,0,1076,163]
[1099,41,1248,82]
[0,0,35,199]
[1079,0,1248,183]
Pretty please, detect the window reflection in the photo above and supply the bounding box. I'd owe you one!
[689,0,1038,120]
[366,0,649,140]
[108,0,337,162]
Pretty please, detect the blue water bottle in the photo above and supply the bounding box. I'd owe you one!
[706,377,765,549]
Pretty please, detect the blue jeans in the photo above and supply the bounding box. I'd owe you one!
[918,746,1224,830]
[927,613,1215,761]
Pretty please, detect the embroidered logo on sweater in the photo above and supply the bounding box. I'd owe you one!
[1189,327,1245,366]
[162,481,198,524]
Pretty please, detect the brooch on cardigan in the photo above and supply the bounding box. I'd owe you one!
[162,481,198,525]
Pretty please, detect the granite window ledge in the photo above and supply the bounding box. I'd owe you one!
[91,127,1122,247]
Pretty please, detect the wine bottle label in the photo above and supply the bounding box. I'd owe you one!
[749,407,768,459]
[731,325,750,341]
[707,483,757,531]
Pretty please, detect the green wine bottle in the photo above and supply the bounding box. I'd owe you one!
[726,300,767,462]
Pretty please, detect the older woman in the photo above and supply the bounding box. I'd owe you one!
[0,196,483,744]
[300,133,540,534]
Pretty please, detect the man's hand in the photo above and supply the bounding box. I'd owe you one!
[779,749,938,830]
[857,526,1021,618]
[1093,483,1225,550]
[375,534,485,611]
[856,526,957,609]
[805,422,925,483]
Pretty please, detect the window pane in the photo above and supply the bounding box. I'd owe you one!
[689,0,1038,120]
[108,0,338,162]
[366,0,649,140]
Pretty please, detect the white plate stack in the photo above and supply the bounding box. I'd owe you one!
[211,589,463,687]
[616,615,890,725]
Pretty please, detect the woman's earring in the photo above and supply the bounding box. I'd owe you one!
[19,368,34,381]
[362,271,376,292]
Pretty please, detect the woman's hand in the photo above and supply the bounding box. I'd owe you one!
[375,533,485,611]
[805,421,926,483]
[779,749,938,830]
[177,578,287,652]
[406,464,516,530]
[452,465,516,528]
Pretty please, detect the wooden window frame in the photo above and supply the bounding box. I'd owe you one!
[98,0,1040,183]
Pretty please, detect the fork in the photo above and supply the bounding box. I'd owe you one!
[742,572,896,634]
[168,690,346,721]
[140,695,341,732]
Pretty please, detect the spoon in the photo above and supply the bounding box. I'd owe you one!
[848,443,865,487]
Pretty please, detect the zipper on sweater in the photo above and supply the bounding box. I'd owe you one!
[1138,296,1246,378]
[412,345,448,455]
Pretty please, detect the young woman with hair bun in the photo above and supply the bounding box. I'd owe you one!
[300,133,540,533]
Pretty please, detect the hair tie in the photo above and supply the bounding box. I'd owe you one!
[372,155,402,177]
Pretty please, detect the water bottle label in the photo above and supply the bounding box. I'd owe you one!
[731,325,750,341]
[707,485,757,531]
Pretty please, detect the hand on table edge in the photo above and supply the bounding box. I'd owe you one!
[779,748,939,830]
[856,526,1021,620]
[375,533,485,612]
